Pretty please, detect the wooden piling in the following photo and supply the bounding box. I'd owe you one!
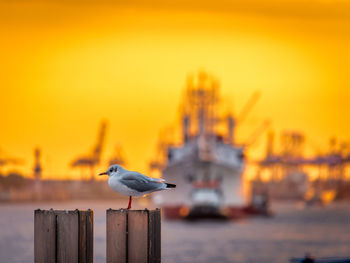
[106,209,161,263]
[106,209,127,263]
[34,210,56,263]
[148,210,161,263]
[34,209,94,263]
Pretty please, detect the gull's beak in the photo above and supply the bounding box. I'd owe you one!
[99,172,108,176]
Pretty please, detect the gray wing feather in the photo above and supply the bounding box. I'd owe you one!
[120,172,164,192]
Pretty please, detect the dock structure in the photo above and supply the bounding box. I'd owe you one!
[106,209,161,263]
[34,208,161,263]
[34,209,93,263]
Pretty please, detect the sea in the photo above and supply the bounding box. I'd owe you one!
[0,200,349,263]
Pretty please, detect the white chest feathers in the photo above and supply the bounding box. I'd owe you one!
[108,175,142,197]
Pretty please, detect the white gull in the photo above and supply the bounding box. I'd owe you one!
[99,164,176,209]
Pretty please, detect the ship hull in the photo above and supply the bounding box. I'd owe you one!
[154,156,249,219]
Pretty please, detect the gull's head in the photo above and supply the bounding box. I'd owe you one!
[99,164,121,176]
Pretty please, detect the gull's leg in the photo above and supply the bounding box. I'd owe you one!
[127,196,132,210]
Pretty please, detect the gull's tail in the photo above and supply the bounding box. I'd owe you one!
[165,183,176,188]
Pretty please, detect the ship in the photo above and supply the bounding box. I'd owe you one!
[152,72,270,219]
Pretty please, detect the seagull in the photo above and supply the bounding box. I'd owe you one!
[99,164,176,209]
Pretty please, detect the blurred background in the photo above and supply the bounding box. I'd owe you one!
[0,0,350,262]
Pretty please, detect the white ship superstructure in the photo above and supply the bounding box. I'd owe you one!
[154,72,249,217]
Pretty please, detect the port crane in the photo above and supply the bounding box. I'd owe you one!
[0,148,23,174]
[254,131,350,201]
[71,121,108,180]
[109,144,127,167]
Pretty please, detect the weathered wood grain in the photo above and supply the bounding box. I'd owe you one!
[34,210,56,263]
[79,210,94,263]
[148,209,161,263]
[106,209,161,263]
[106,209,127,263]
[85,210,94,263]
[34,209,94,263]
[56,210,79,263]
[128,210,148,263]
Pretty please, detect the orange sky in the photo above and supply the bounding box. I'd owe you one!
[0,0,349,179]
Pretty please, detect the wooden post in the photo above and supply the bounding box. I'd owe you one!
[34,209,94,263]
[106,209,127,263]
[148,210,161,263]
[106,209,161,263]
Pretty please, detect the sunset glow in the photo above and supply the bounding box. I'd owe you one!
[1,0,350,179]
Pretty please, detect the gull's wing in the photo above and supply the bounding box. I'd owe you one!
[119,171,164,193]
[121,171,165,183]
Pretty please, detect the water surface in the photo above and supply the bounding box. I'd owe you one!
[0,201,349,263]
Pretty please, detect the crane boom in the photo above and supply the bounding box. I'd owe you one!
[237,91,261,125]
[71,121,108,180]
